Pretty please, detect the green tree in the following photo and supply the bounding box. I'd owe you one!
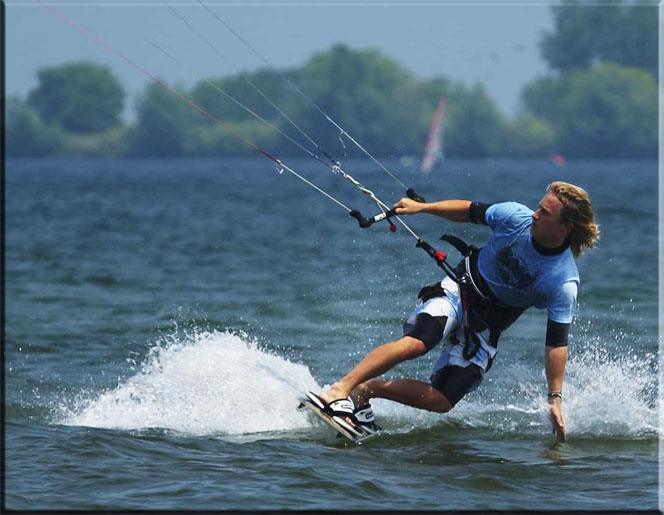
[166,45,511,159]
[5,96,62,156]
[59,127,129,157]
[444,83,506,158]
[540,1,657,77]
[190,68,298,124]
[133,45,509,158]
[292,44,429,157]
[522,63,656,157]
[27,61,125,133]
[501,113,555,157]
[183,118,280,157]
[520,76,565,124]
[131,81,200,157]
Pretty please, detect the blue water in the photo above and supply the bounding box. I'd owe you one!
[5,158,659,510]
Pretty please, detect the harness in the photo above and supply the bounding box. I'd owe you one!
[421,234,526,363]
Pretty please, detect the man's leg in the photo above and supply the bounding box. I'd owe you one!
[350,360,483,414]
[319,336,426,404]
[352,378,453,413]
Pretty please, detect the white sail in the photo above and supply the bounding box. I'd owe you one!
[420,96,446,174]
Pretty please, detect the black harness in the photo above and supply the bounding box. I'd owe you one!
[436,235,525,363]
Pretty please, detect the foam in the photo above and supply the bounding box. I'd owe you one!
[561,343,658,436]
[60,330,319,436]
[466,342,659,438]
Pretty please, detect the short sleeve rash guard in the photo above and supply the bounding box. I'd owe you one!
[478,202,579,323]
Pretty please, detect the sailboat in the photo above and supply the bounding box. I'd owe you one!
[420,96,446,174]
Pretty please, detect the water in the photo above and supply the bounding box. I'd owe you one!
[5,158,659,510]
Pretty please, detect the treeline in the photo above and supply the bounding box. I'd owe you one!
[6,1,657,159]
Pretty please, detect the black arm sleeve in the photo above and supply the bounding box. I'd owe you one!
[469,202,492,225]
[546,319,570,347]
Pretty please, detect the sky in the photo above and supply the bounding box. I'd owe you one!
[6,1,554,120]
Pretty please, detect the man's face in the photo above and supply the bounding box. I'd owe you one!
[531,192,571,243]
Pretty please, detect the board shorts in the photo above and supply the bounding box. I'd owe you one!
[402,276,497,406]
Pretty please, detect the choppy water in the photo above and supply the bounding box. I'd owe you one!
[5,158,659,510]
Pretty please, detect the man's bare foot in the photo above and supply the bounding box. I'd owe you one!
[319,384,351,406]
[317,385,361,430]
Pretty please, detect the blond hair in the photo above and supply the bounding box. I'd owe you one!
[547,181,599,258]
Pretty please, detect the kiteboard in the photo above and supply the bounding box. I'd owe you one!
[298,391,381,444]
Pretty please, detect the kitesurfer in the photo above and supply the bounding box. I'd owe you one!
[313,181,599,441]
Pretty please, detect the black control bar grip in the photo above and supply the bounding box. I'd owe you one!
[350,208,397,228]
[406,188,426,203]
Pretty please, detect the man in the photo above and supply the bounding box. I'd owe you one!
[311,181,599,442]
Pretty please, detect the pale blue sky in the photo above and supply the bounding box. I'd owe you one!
[6,1,554,119]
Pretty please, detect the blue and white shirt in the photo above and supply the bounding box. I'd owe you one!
[478,202,579,324]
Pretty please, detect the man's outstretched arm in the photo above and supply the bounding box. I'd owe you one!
[545,344,568,442]
[393,198,472,222]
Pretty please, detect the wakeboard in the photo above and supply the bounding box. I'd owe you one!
[298,394,379,444]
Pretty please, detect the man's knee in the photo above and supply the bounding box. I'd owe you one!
[429,397,453,413]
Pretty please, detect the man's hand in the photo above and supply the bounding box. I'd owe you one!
[548,398,566,442]
[545,345,567,442]
[393,197,424,215]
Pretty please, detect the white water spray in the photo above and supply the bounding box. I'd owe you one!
[61,330,319,436]
[59,328,658,440]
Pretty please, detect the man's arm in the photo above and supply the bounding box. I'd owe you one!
[393,198,472,222]
[545,344,568,442]
[545,317,570,442]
